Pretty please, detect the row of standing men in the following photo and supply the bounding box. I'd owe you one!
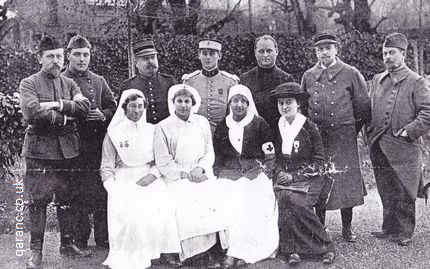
[19,31,430,269]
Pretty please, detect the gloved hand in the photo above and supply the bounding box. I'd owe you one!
[276,171,293,186]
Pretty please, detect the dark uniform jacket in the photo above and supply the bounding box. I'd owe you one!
[20,70,90,160]
[368,65,430,199]
[213,115,274,180]
[240,66,294,125]
[301,59,370,209]
[62,68,116,144]
[119,72,177,124]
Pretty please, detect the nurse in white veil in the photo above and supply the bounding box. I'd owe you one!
[213,84,279,267]
[153,84,227,263]
[100,89,181,269]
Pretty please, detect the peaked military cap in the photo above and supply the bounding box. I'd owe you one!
[38,35,63,52]
[132,38,158,57]
[312,33,337,46]
[198,39,222,51]
[383,33,408,51]
[67,35,92,50]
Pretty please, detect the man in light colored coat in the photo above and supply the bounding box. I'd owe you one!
[368,32,430,246]
[301,33,371,243]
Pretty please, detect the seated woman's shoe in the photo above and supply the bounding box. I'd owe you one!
[222,255,235,268]
[161,253,182,267]
[322,251,336,265]
[288,253,301,267]
[235,259,247,267]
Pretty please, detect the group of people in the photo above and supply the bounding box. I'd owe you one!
[19,30,430,269]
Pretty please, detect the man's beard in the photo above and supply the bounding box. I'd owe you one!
[47,65,62,77]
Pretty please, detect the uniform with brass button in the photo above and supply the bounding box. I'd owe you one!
[368,33,430,245]
[62,35,116,250]
[301,33,371,243]
[182,39,239,133]
[119,38,177,124]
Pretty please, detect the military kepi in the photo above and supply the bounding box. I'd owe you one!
[383,32,408,51]
[312,33,337,46]
[132,38,158,57]
[199,39,222,51]
[39,35,63,52]
[67,35,92,50]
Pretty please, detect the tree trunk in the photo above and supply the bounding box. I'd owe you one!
[169,0,200,35]
[352,0,372,33]
[291,0,316,37]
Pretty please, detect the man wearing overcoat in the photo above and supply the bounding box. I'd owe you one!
[301,33,371,242]
[368,33,430,246]
[182,39,239,132]
[62,35,117,249]
[119,38,176,124]
[240,35,294,126]
[20,35,91,269]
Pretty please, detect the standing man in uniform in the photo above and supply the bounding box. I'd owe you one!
[20,35,91,269]
[120,38,176,124]
[368,33,430,246]
[182,39,239,132]
[301,33,371,242]
[240,35,294,126]
[62,35,117,249]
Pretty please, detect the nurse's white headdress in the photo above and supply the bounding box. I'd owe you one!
[167,84,202,115]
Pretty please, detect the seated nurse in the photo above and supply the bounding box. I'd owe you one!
[100,89,181,269]
[153,84,227,264]
[213,84,279,268]
[270,82,335,266]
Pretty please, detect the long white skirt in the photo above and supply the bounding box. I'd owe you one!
[218,172,279,264]
[166,177,227,261]
[103,166,181,269]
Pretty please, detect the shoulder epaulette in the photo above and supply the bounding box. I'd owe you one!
[220,70,239,82]
[181,70,200,81]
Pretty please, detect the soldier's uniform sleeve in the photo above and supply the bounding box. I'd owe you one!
[20,78,66,126]
[100,76,117,121]
[351,68,371,132]
[59,79,90,117]
[300,71,308,93]
[404,76,430,140]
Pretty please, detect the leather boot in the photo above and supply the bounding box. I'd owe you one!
[60,235,92,257]
[26,249,42,269]
[60,243,92,257]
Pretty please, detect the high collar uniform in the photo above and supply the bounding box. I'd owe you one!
[119,72,177,124]
[182,68,239,132]
[368,64,430,239]
[301,58,370,210]
[240,65,294,126]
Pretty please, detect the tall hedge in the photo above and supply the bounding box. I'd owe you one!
[0,33,429,175]
[2,33,428,96]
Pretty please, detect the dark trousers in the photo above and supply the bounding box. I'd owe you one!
[73,173,108,245]
[370,142,415,238]
[277,190,334,256]
[74,142,108,246]
[315,207,353,228]
[25,157,78,250]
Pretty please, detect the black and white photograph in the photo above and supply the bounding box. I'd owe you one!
[0,0,430,268]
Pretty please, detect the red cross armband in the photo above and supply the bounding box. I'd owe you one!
[262,142,275,155]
